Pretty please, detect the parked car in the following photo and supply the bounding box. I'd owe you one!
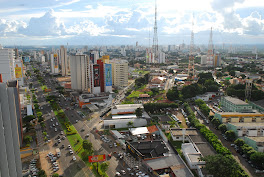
[73,156,76,161]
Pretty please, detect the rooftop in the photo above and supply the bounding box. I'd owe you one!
[147,125,159,133]
[216,112,264,116]
[145,155,194,177]
[188,154,202,162]
[247,136,264,142]
[195,143,216,157]
[223,96,248,105]
[130,127,149,135]
[128,140,169,158]
[115,104,143,109]
[112,114,137,119]
[229,122,264,127]
[170,128,198,136]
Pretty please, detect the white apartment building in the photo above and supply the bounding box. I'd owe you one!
[70,55,90,91]
[0,83,23,177]
[50,53,59,74]
[0,45,15,83]
[60,45,69,76]
[110,59,128,88]
[158,51,165,63]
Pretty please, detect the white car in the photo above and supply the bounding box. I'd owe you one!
[52,124,55,127]
[54,128,57,132]
[76,120,79,123]
[51,119,53,122]
[72,156,76,161]
[60,131,64,135]
[68,145,71,149]
[69,150,73,154]
[115,172,121,177]
[56,122,58,126]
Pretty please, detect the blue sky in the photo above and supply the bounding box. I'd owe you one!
[0,0,263,45]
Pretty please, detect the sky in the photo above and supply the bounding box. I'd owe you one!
[0,0,264,45]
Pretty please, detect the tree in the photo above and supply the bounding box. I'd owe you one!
[216,72,223,78]
[24,135,33,144]
[100,162,110,172]
[195,99,205,107]
[37,169,47,177]
[241,74,246,79]
[225,130,236,141]
[168,69,174,74]
[135,108,143,117]
[211,118,221,127]
[200,154,240,177]
[23,115,35,123]
[127,121,134,128]
[234,139,245,147]
[229,70,236,76]
[250,152,264,169]
[52,173,59,177]
[218,124,227,134]
[223,80,231,87]
[166,87,179,101]
[82,140,93,153]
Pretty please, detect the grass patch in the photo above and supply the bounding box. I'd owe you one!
[127,90,144,98]
[41,85,47,91]
[54,110,83,153]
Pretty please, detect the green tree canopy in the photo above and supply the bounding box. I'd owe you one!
[250,152,264,169]
[37,169,47,177]
[127,121,134,128]
[82,140,93,153]
[166,87,179,101]
[52,173,59,177]
[234,138,245,147]
[218,124,227,134]
[135,108,143,117]
[200,154,241,177]
[225,130,236,141]
[24,135,33,144]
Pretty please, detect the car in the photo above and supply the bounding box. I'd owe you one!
[61,144,65,148]
[108,154,111,158]
[60,131,63,135]
[231,144,235,147]
[55,128,57,132]
[114,143,117,147]
[81,128,85,132]
[115,172,121,177]
[76,120,79,123]
[56,122,58,126]
[68,145,71,149]
[62,136,65,140]
[121,170,126,175]
[54,143,58,146]
[51,119,53,122]
[53,124,55,127]
[50,126,52,128]
[73,156,76,161]
[109,144,113,148]
[127,168,131,172]
[129,173,134,176]
[57,136,60,139]
[69,150,73,154]
[58,139,61,143]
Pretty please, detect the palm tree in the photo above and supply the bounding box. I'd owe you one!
[127,121,134,128]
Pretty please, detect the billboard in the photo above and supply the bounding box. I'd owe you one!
[93,64,100,87]
[24,56,30,62]
[88,154,106,163]
[105,64,112,86]
[15,64,22,78]
[90,53,95,64]
[54,54,58,68]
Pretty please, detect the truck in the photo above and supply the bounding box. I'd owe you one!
[56,148,61,157]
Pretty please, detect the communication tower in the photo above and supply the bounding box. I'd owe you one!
[153,0,158,62]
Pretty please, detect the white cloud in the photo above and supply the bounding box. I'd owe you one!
[0,19,26,36]
[242,11,264,35]
[18,9,66,36]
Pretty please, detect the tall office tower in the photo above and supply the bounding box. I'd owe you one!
[121,47,126,56]
[213,54,221,67]
[14,59,24,86]
[146,48,155,63]
[60,46,68,76]
[152,0,159,62]
[207,27,214,67]
[0,82,23,177]
[70,55,90,91]
[188,16,195,77]
[158,51,165,63]
[0,45,15,83]
[110,59,128,88]
[50,53,59,74]
[90,51,99,64]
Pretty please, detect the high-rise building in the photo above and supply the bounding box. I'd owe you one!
[60,45,68,76]
[14,59,24,86]
[158,52,165,63]
[213,54,221,67]
[110,59,128,88]
[50,53,59,74]
[70,55,90,91]
[90,51,99,64]
[0,82,23,177]
[0,45,15,83]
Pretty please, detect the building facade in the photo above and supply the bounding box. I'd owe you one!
[60,45,69,76]
[221,96,253,113]
[215,112,264,123]
[70,55,90,91]
[0,46,15,83]
[227,123,264,137]
[50,53,59,74]
[0,83,23,177]
[110,59,128,88]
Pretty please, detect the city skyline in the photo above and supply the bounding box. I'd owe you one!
[0,0,264,45]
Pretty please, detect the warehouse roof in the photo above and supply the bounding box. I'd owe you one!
[223,96,248,105]
[130,127,149,135]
